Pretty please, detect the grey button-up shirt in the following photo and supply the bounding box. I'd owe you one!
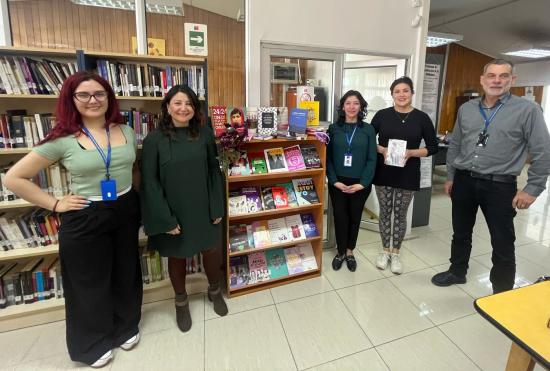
[447,93,550,196]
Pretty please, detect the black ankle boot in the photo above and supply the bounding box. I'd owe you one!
[175,292,192,332]
[207,283,228,317]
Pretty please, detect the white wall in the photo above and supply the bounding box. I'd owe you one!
[514,60,550,86]
[246,0,431,106]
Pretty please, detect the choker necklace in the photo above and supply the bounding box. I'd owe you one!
[394,108,412,123]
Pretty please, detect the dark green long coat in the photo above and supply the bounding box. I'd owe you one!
[140,126,224,258]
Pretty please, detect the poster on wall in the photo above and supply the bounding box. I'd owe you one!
[185,23,208,56]
[131,37,166,56]
[421,63,441,124]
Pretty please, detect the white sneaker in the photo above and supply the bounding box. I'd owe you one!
[376,252,390,270]
[390,253,403,275]
[90,350,113,368]
[120,332,140,351]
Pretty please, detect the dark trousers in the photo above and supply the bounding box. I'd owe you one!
[329,177,371,255]
[58,189,143,365]
[450,170,517,293]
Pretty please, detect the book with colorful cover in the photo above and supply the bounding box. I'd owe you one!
[298,100,320,126]
[265,248,289,279]
[289,108,308,136]
[283,145,306,171]
[248,252,270,284]
[300,145,322,169]
[260,186,276,210]
[227,106,246,135]
[246,224,255,249]
[249,151,268,174]
[210,105,227,137]
[292,178,320,205]
[277,107,289,136]
[241,186,263,213]
[296,242,318,271]
[229,150,250,176]
[300,213,319,238]
[275,182,298,207]
[228,194,248,216]
[264,147,288,173]
[228,224,249,252]
[229,256,249,289]
[251,220,270,248]
[284,247,304,275]
[271,186,289,209]
[284,214,306,241]
[267,217,292,244]
[245,107,258,129]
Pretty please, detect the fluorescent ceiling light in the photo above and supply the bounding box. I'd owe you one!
[70,0,184,16]
[426,31,463,48]
[503,49,550,59]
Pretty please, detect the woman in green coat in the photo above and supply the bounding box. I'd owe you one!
[141,85,228,332]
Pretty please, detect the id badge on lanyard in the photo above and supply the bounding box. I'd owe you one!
[477,101,504,148]
[82,126,117,201]
[344,125,357,167]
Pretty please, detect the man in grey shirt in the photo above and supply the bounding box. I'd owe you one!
[431,59,550,293]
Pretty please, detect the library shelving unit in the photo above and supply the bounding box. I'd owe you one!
[0,46,209,332]
[225,136,326,297]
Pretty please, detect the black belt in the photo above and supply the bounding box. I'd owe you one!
[458,169,516,184]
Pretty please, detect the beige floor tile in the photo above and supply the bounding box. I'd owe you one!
[111,326,203,371]
[140,293,204,335]
[308,349,389,371]
[12,354,89,371]
[376,327,479,371]
[516,241,550,267]
[399,234,452,266]
[204,306,295,371]
[389,268,476,325]
[357,243,430,277]
[270,275,333,303]
[277,291,372,370]
[356,229,382,245]
[0,323,43,367]
[204,289,273,320]
[337,280,433,345]
[430,227,493,257]
[433,261,493,299]
[20,321,68,363]
[322,250,384,290]
[439,314,511,371]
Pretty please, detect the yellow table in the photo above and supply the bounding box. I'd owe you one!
[474,281,550,371]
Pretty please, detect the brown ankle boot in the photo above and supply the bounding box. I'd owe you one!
[207,283,228,316]
[175,292,192,332]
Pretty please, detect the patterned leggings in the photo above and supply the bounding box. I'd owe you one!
[375,186,415,250]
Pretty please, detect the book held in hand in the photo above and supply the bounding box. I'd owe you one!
[386,139,407,167]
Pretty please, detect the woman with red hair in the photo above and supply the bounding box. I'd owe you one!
[5,71,142,368]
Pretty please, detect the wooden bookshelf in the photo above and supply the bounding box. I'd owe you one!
[83,50,205,64]
[0,199,33,209]
[225,137,326,298]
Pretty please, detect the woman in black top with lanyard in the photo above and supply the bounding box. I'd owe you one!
[371,76,438,274]
[327,90,377,272]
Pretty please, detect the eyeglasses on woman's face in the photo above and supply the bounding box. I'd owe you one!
[73,91,108,103]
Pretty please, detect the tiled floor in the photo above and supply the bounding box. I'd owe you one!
[1,170,549,371]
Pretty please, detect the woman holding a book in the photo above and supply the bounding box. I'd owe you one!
[4,71,143,367]
[371,76,438,274]
[140,85,228,333]
[327,90,377,272]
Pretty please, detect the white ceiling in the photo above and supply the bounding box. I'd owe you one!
[429,0,550,63]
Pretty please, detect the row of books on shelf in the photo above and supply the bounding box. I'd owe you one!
[0,210,60,251]
[210,103,321,139]
[95,60,206,99]
[0,162,70,201]
[229,242,318,289]
[228,178,319,216]
[0,56,77,96]
[0,256,63,309]
[0,109,159,148]
[229,144,321,176]
[139,249,202,285]
[229,212,319,253]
